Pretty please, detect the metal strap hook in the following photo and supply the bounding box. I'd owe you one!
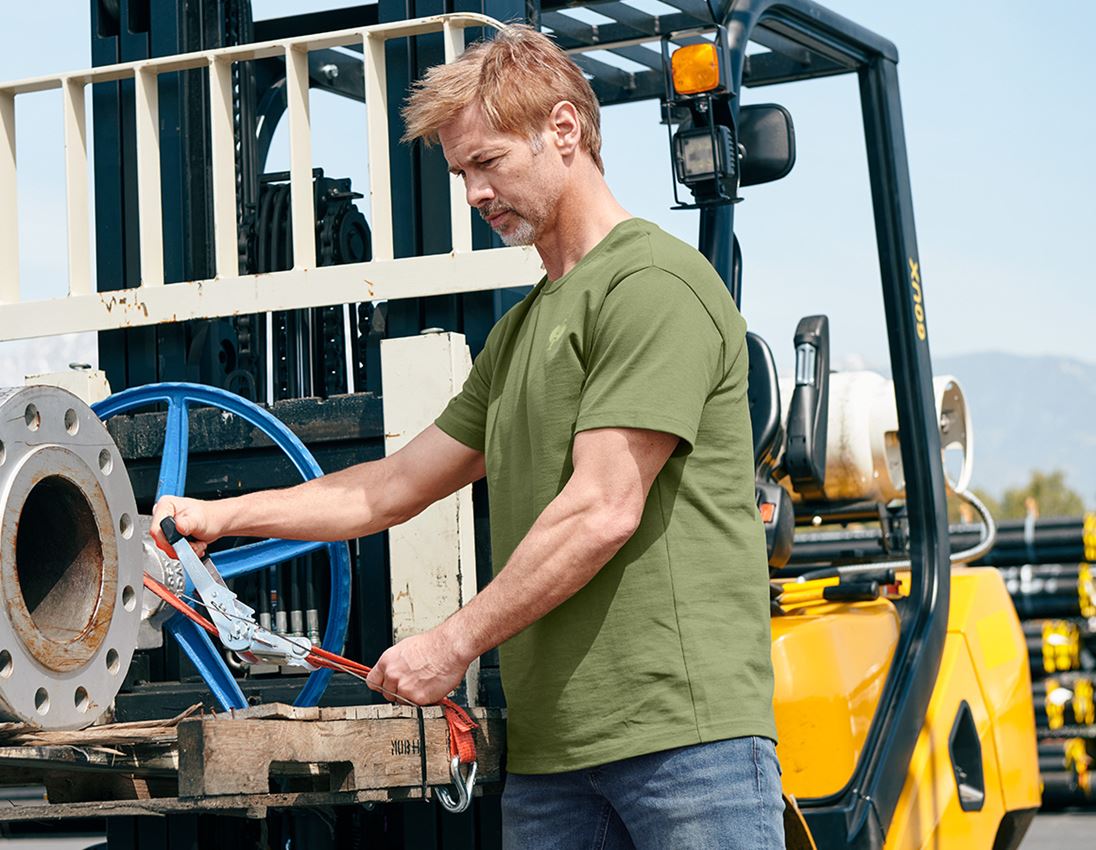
[436,756,477,813]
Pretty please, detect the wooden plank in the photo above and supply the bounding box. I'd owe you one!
[42,772,177,804]
[225,703,443,722]
[0,785,454,822]
[0,704,502,818]
[178,705,502,797]
[226,703,322,721]
[0,745,179,777]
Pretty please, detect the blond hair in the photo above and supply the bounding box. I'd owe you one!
[401,25,604,173]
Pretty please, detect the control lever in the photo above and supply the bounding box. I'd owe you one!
[785,315,830,500]
[159,518,315,669]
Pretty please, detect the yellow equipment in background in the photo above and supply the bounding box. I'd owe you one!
[771,570,1040,847]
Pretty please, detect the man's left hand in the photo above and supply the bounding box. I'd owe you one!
[365,628,469,706]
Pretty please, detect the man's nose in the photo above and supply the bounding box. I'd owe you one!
[465,174,494,208]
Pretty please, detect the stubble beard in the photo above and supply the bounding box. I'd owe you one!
[498,216,537,247]
[480,180,559,248]
[481,202,540,247]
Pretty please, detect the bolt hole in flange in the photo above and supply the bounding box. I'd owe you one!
[122,585,136,612]
[0,650,11,678]
[15,476,104,644]
[64,408,79,435]
[0,440,5,466]
[98,449,113,474]
[119,513,133,539]
[34,688,49,715]
[24,404,40,431]
[106,648,119,675]
[74,686,90,713]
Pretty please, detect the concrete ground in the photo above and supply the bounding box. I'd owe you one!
[1021,812,1095,846]
[0,812,1090,847]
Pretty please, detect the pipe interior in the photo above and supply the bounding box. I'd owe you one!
[15,476,104,642]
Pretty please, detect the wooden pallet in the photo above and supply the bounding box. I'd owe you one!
[0,703,503,821]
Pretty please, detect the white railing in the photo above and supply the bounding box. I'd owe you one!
[0,13,543,342]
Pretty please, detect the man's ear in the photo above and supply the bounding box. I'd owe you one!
[548,100,581,158]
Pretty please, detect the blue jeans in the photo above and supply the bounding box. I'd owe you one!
[501,737,785,849]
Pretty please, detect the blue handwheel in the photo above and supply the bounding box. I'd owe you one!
[93,382,352,711]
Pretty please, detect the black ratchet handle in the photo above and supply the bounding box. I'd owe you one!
[160,516,184,545]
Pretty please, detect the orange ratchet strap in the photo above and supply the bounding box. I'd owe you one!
[142,573,478,765]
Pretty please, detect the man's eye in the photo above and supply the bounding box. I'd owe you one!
[482,157,498,168]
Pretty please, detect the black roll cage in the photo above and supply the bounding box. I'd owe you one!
[718,3,948,846]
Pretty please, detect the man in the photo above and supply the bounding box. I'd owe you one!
[151,24,783,849]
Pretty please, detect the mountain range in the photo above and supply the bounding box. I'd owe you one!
[934,353,1096,502]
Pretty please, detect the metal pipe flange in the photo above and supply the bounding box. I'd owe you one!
[0,385,143,729]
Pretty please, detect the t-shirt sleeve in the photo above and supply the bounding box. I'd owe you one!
[434,335,494,453]
[575,268,723,449]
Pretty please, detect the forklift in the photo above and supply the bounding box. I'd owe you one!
[0,0,1040,848]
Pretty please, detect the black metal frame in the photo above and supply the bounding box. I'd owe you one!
[86,1,947,847]
[718,4,947,847]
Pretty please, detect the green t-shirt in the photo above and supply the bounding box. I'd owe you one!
[435,218,776,774]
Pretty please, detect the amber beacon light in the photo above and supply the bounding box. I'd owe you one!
[671,42,721,95]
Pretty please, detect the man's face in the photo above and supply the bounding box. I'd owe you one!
[439,104,561,247]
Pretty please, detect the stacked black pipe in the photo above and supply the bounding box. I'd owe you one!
[1039,738,1094,809]
[1003,564,1095,620]
[970,517,1095,809]
[1029,618,1096,810]
[786,515,1096,571]
[982,516,1095,809]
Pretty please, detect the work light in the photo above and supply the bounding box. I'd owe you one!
[661,27,739,208]
[671,42,722,95]
[673,125,736,185]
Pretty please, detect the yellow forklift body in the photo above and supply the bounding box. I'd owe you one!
[772,599,900,798]
[772,568,1040,847]
[885,568,1040,848]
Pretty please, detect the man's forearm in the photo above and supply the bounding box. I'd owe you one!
[212,459,403,542]
[438,483,636,664]
[182,424,485,545]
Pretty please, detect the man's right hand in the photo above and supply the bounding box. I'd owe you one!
[150,496,223,559]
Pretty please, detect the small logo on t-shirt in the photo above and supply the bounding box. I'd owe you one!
[547,323,567,352]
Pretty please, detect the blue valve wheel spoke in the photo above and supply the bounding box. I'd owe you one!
[93,383,352,712]
[157,397,190,503]
[216,538,328,580]
[165,616,248,709]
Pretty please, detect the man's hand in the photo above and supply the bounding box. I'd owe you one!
[366,628,471,706]
[150,496,224,558]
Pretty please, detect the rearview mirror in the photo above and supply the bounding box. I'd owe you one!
[738,104,796,187]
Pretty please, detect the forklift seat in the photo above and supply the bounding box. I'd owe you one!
[746,332,782,472]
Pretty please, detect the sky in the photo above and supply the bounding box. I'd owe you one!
[0,1,1093,379]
